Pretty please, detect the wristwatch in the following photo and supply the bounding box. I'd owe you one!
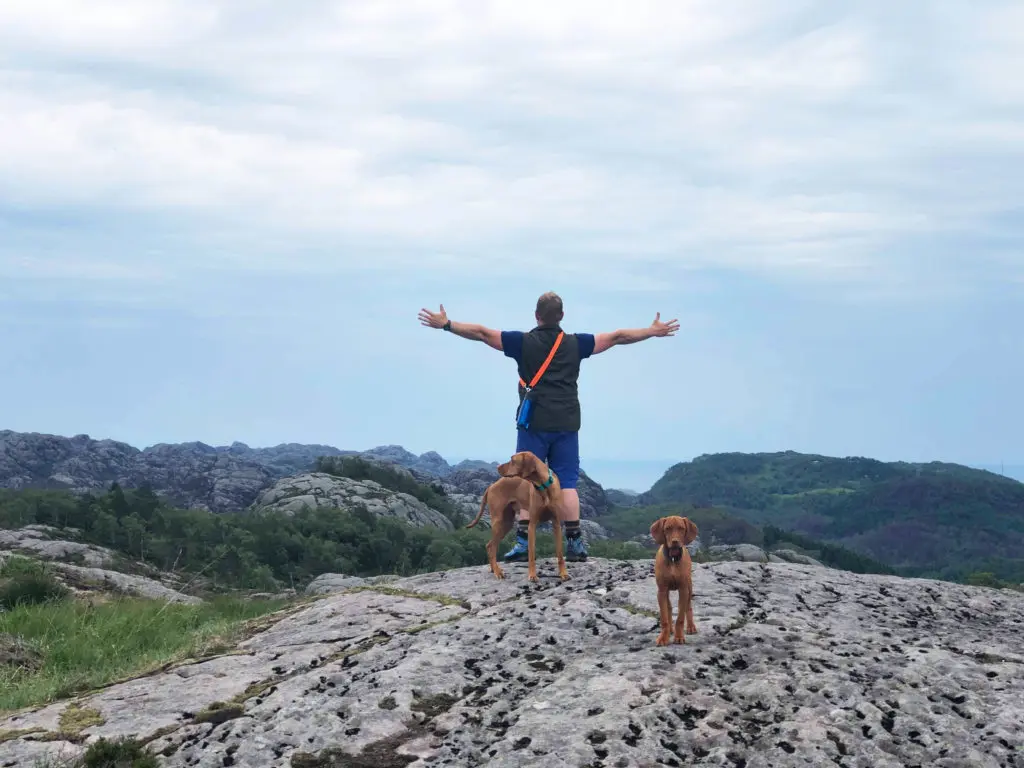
[442,320,452,331]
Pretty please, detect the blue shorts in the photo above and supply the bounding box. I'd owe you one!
[515,430,580,489]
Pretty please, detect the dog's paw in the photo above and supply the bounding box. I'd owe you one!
[655,633,670,646]
[673,634,686,644]
[687,624,698,634]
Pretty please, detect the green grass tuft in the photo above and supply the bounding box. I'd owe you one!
[79,735,159,767]
[0,594,290,713]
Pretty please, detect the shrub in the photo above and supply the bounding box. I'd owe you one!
[80,736,159,768]
[0,558,69,610]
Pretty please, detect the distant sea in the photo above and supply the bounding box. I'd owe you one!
[577,459,678,493]
[449,456,677,494]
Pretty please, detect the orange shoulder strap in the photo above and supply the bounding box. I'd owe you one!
[519,332,565,390]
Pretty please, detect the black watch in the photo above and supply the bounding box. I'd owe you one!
[442,320,452,331]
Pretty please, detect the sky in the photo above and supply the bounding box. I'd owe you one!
[1,1,1022,492]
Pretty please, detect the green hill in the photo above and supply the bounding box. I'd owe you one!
[638,451,1024,583]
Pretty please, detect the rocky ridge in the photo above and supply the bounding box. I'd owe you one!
[0,431,610,519]
[2,559,1022,767]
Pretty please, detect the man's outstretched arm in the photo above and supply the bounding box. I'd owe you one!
[418,304,503,351]
[592,312,679,355]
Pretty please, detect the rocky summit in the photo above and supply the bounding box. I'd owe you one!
[2,559,1022,767]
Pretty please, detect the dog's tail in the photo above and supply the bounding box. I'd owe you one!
[465,492,487,529]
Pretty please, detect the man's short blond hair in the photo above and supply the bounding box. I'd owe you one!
[535,292,564,325]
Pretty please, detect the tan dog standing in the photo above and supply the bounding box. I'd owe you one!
[650,515,699,645]
[466,476,541,580]
[475,450,568,582]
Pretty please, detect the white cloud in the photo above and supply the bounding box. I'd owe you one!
[0,0,1021,291]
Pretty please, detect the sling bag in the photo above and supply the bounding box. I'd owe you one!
[515,331,564,431]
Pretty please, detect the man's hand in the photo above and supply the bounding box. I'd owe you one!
[418,304,449,330]
[650,312,680,337]
[592,312,680,354]
[418,304,503,350]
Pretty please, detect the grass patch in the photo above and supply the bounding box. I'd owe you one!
[0,726,44,743]
[58,702,105,735]
[192,700,245,725]
[0,594,291,713]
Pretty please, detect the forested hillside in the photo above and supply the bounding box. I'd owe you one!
[639,451,1024,583]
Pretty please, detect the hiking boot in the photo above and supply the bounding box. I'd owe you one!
[503,534,529,562]
[565,535,588,562]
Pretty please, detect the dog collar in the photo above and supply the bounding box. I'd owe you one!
[534,469,554,491]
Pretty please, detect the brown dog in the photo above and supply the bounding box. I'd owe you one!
[465,451,568,582]
[650,515,699,645]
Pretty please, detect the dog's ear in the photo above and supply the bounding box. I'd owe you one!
[523,451,547,483]
[649,517,667,546]
[499,454,523,478]
[682,517,698,545]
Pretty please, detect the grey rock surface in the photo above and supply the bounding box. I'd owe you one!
[46,562,201,604]
[304,573,367,595]
[709,543,769,562]
[772,548,824,567]
[250,473,455,530]
[3,560,1022,767]
[0,526,119,568]
[303,573,401,596]
[579,519,610,541]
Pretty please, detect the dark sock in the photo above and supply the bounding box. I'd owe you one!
[517,520,529,538]
[565,520,581,539]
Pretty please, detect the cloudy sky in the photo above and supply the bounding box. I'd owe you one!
[2,1,1022,490]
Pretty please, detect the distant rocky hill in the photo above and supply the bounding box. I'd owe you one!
[0,431,609,518]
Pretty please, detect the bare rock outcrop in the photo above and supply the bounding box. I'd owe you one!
[0,525,118,568]
[46,562,201,604]
[3,560,1022,767]
[249,473,455,530]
